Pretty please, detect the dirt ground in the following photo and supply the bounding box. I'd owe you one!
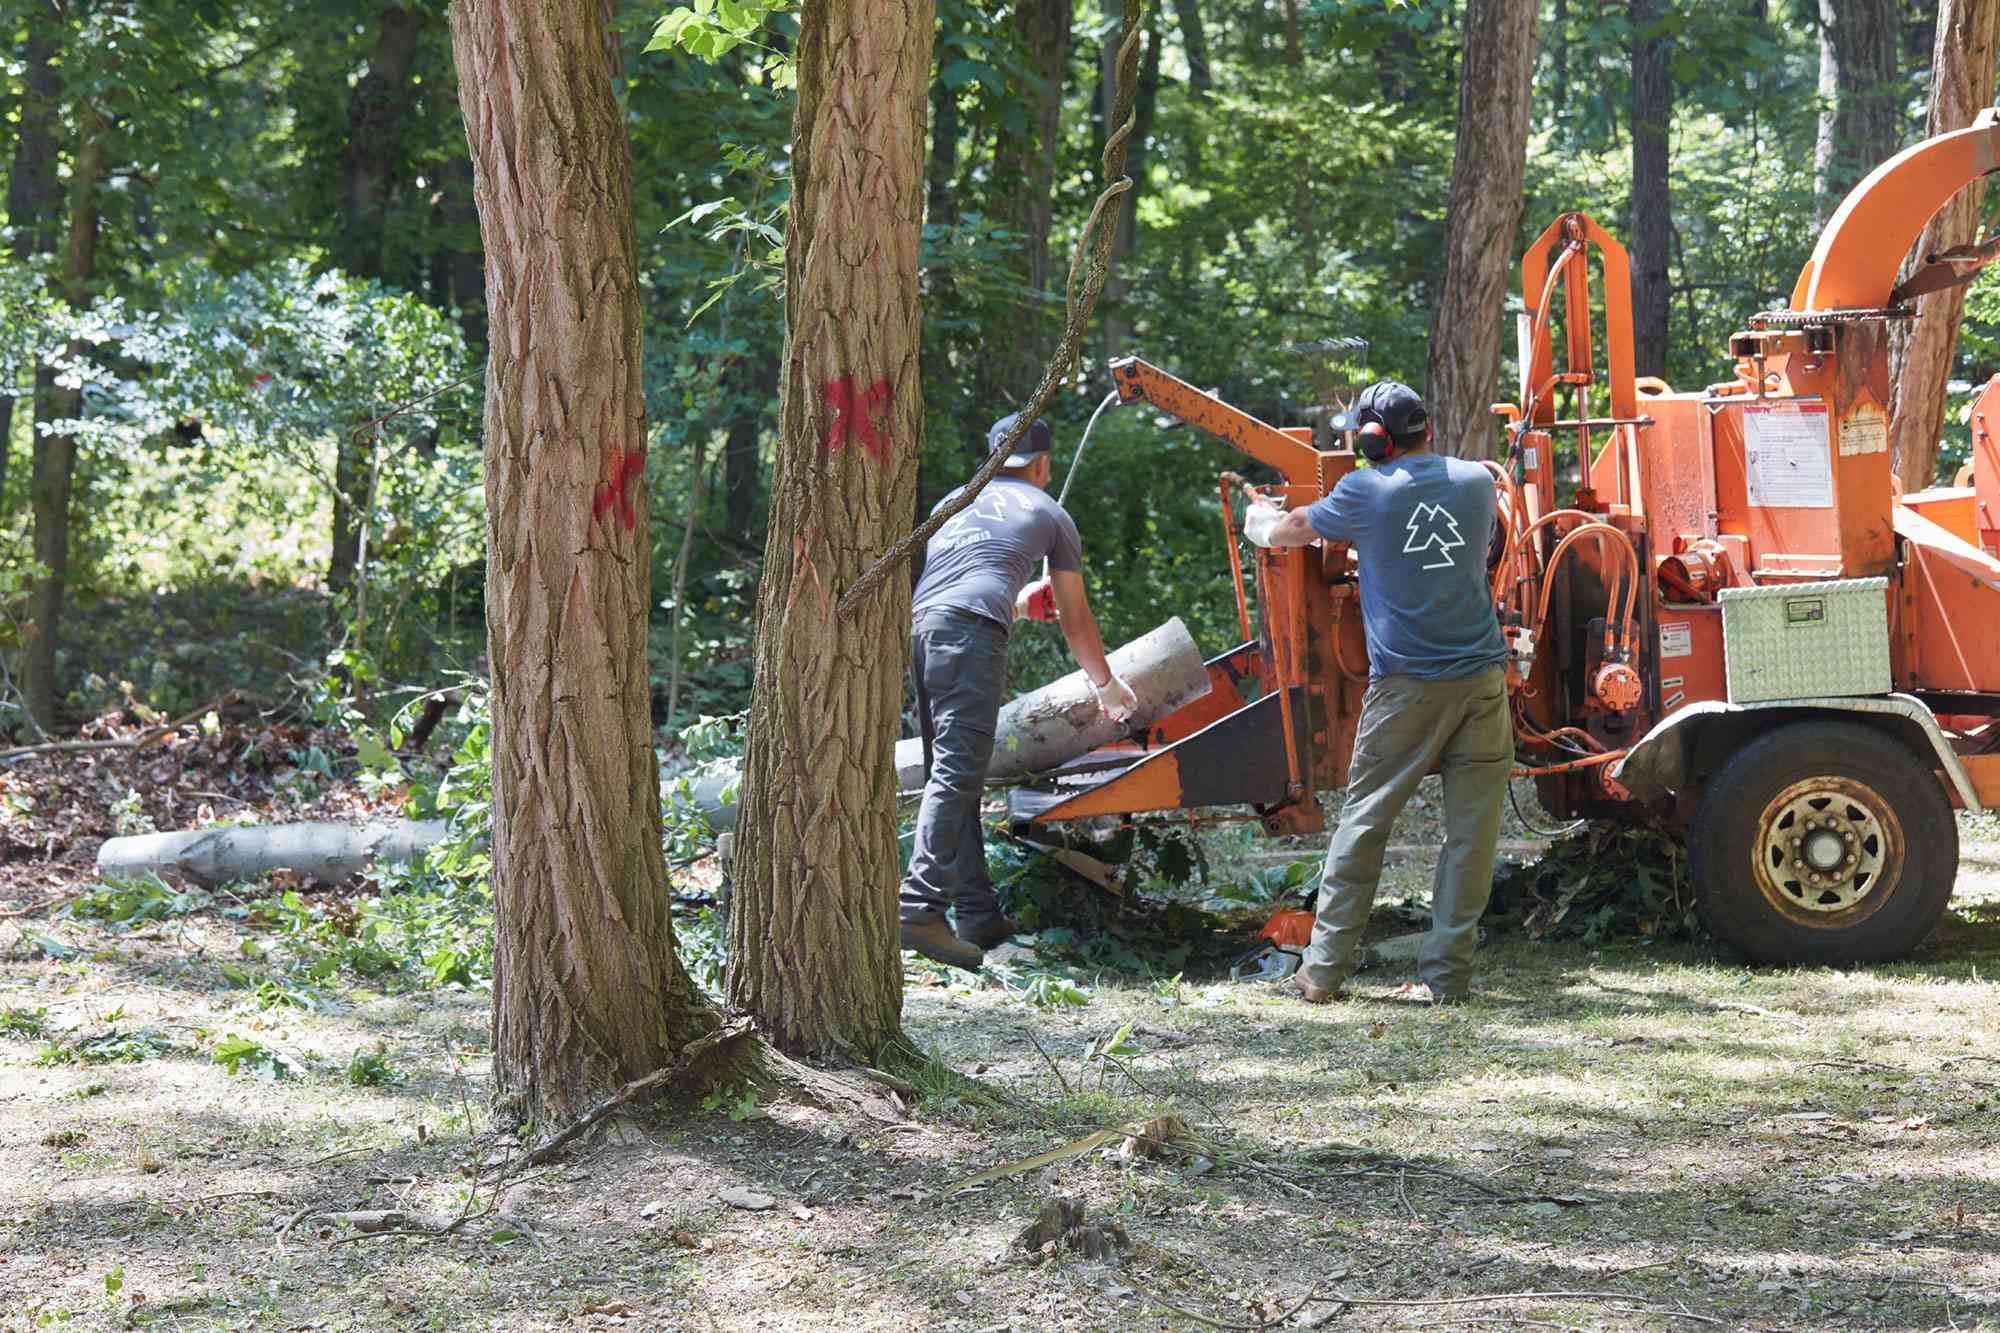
[3,787,1999,1330]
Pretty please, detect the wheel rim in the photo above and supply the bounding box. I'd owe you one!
[1751,776,1902,925]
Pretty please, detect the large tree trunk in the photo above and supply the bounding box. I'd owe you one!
[1888,0,2000,492]
[1424,0,1538,459]
[1628,0,1675,380]
[22,109,103,736]
[449,0,721,1128]
[991,0,1073,400]
[329,4,430,596]
[727,0,933,1060]
[1814,0,1902,226]
[0,15,64,515]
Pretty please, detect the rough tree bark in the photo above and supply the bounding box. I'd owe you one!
[22,108,103,735]
[1629,0,1676,380]
[448,0,722,1126]
[1888,0,2000,492]
[1423,0,1538,459]
[991,0,1074,399]
[0,14,63,513]
[727,0,933,1060]
[330,4,430,596]
[1814,0,1902,227]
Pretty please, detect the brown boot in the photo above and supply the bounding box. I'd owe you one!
[1286,974,1341,1004]
[901,918,984,972]
[956,913,1019,952]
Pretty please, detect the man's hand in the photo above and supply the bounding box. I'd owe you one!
[1243,501,1286,548]
[1016,576,1058,621]
[1091,672,1138,723]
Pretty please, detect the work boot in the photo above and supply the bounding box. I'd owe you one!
[955,912,1019,952]
[900,918,984,972]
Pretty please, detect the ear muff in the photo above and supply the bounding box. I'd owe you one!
[1357,420,1393,463]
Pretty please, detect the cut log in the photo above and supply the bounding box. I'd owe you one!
[678,618,1212,830]
[95,819,450,887]
[894,616,1211,790]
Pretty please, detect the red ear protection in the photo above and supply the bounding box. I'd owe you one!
[1357,420,1392,463]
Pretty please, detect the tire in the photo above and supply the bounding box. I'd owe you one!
[1688,720,1957,964]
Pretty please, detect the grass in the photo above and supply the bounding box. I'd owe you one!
[1,814,1998,1330]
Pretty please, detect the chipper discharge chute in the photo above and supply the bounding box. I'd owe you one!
[1015,110,2000,965]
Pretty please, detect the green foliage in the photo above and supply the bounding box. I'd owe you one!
[35,1026,178,1067]
[61,875,213,930]
[700,1081,761,1120]
[0,1006,49,1039]
[1014,972,1092,1010]
[1486,824,1704,944]
[344,1048,404,1088]
[211,1034,293,1081]
[648,0,797,80]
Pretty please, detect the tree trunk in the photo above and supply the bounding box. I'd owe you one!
[1888,0,2000,492]
[330,4,430,596]
[724,353,775,538]
[727,0,932,1060]
[448,0,721,1127]
[992,0,1073,400]
[1100,3,1159,364]
[1629,0,1676,380]
[1815,0,1902,226]
[1424,0,1538,459]
[23,110,104,736]
[1,16,65,526]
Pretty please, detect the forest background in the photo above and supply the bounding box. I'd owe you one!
[0,0,1981,751]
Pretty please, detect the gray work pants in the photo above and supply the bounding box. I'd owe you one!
[899,609,1010,929]
[1300,666,1511,999]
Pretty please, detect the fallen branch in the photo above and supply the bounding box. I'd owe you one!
[0,693,235,764]
[0,890,88,920]
[1307,1288,1722,1325]
[1126,1278,1321,1331]
[835,0,1145,618]
[514,1017,754,1170]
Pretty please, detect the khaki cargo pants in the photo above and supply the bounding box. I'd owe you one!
[1300,665,1511,1000]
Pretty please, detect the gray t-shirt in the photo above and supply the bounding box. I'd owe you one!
[1305,453,1507,680]
[911,476,1084,630]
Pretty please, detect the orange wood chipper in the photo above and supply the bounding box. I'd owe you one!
[1017,112,2000,965]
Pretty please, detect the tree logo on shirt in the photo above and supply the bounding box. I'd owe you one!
[1403,502,1465,570]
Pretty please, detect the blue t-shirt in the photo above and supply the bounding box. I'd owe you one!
[1304,453,1508,680]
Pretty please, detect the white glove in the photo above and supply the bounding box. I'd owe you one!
[1243,502,1286,548]
[1091,672,1138,724]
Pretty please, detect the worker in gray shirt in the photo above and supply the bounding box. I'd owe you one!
[901,413,1136,970]
[1245,381,1510,1003]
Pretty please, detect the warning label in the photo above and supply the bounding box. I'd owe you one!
[1744,406,1834,508]
[1839,404,1888,457]
[1660,622,1692,658]
[1662,674,1686,711]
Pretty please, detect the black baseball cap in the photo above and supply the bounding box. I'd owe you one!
[991,413,1053,468]
[1331,380,1428,437]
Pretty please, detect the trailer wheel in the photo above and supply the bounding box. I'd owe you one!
[1689,720,1956,964]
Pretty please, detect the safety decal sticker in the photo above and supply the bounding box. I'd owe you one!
[1659,622,1692,658]
[1662,674,1685,711]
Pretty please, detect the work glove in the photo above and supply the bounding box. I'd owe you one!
[1015,576,1058,621]
[1091,672,1138,724]
[1243,502,1286,549]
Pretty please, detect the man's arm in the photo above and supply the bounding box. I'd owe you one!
[1049,570,1136,721]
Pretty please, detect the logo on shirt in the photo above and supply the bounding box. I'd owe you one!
[1403,502,1465,570]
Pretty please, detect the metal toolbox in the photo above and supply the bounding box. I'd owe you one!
[1718,577,1891,703]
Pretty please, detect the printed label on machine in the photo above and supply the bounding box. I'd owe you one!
[1662,674,1685,710]
[1839,404,1888,457]
[1743,405,1834,508]
[1659,622,1692,658]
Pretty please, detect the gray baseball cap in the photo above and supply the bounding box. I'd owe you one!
[991,413,1053,468]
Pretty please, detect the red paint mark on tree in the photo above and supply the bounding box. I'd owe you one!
[822,375,894,466]
[593,446,646,529]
